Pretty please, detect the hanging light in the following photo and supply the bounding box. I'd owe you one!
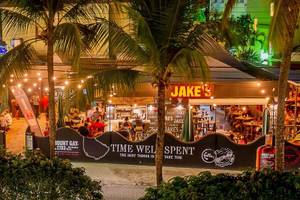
[33,83,37,87]
[28,88,32,92]
[24,73,28,77]
[24,78,28,82]
[37,72,41,76]
[17,83,22,88]
[10,74,14,78]
[38,77,42,81]
[9,79,13,83]
[64,80,69,85]
[261,89,265,94]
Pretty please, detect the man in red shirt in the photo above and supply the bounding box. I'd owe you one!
[90,119,106,136]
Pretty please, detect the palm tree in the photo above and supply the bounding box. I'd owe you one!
[223,0,300,171]
[86,0,222,185]
[269,0,299,171]
[0,0,104,158]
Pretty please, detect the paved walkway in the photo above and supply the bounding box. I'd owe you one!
[73,162,241,200]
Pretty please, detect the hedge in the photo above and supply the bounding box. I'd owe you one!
[0,148,102,200]
[141,170,300,200]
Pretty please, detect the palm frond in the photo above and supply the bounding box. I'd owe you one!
[169,48,209,80]
[269,0,300,53]
[60,0,107,23]
[0,40,38,84]
[88,18,148,63]
[0,7,40,36]
[54,22,88,69]
[125,5,159,67]
[84,69,140,101]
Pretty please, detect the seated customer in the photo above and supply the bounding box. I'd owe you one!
[90,119,106,133]
[78,123,89,137]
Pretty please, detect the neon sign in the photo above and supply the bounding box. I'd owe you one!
[170,84,213,98]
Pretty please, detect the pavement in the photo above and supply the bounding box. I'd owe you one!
[72,162,242,200]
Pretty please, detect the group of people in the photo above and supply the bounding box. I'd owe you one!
[75,105,107,138]
[0,110,13,131]
[118,116,145,141]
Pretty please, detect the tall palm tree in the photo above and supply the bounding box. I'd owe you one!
[269,0,299,171]
[86,0,222,185]
[0,0,104,158]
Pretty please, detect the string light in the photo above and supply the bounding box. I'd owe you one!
[108,100,112,103]
[64,80,69,85]
[9,79,13,83]
[77,84,82,89]
[38,77,42,81]
[10,74,14,78]
[37,72,41,76]
[2,84,5,88]
[28,88,32,92]
[256,82,261,87]
[261,89,265,94]
[17,83,22,88]
[24,73,28,77]
[45,87,49,91]
[109,94,113,97]
[33,83,37,87]
[80,80,84,83]
[52,76,56,81]
[24,78,28,82]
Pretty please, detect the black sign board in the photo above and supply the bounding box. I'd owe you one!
[33,128,300,170]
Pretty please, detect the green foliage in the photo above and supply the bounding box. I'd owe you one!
[0,149,103,200]
[141,171,300,200]
[232,46,260,62]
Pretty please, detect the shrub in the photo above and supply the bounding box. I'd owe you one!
[0,148,102,200]
[141,170,300,200]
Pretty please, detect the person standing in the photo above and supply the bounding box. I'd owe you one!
[31,94,40,118]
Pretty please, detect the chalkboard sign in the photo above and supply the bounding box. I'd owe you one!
[147,105,186,137]
[165,106,186,137]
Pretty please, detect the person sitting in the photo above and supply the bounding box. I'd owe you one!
[78,123,90,137]
[91,107,101,121]
[90,119,106,134]
[122,117,131,130]
[3,110,12,128]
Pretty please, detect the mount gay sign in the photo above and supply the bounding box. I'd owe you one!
[170,84,213,98]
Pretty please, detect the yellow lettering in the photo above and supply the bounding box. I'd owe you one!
[178,86,186,97]
[171,86,178,97]
[186,86,194,97]
[194,86,201,96]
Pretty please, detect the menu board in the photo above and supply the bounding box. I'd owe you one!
[147,105,186,137]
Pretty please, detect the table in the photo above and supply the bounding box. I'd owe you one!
[235,116,254,121]
[243,121,262,135]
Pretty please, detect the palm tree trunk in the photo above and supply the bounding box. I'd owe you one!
[155,80,166,186]
[275,43,292,171]
[47,11,56,159]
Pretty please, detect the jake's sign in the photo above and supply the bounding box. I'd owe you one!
[170,84,213,98]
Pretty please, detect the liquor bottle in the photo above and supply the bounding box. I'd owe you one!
[256,134,275,170]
